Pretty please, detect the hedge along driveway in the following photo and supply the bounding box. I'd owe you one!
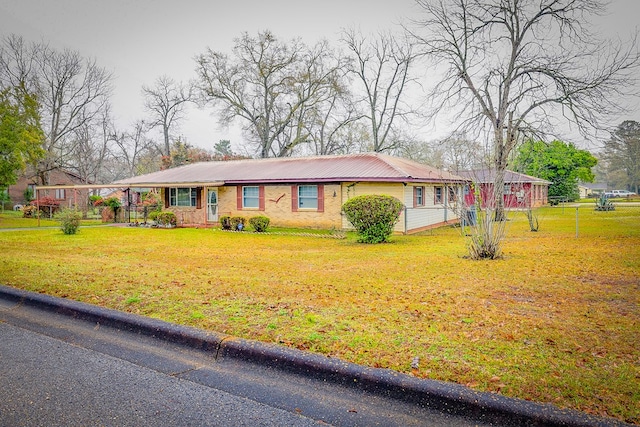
[0,207,638,424]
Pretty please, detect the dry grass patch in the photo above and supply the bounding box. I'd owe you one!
[0,206,638,424]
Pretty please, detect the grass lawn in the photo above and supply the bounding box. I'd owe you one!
[0,206,638,424]
[0,209,102,228]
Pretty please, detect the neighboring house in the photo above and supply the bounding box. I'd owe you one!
[8,167,91,210]
[112,153,470,234]
[579,183,607,198]
[457,169,550,209]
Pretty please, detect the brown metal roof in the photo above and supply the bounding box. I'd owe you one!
[457,169,551,184]
[113,153,469,187]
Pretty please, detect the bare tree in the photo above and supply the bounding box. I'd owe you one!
[409,0,640,258]
[37,46,112,185]
[438,131,486,174]
[110,120,160,178]
[0,35,37,91]
[341,29,418,153]
[0,35,112,185]
[142,75,194,157]
[65,108,112,185]
[195,31,344,158]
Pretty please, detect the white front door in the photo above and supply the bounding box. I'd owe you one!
[207,188,218,222]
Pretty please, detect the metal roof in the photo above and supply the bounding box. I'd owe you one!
[456,169,551,185]
[112,153,469,187]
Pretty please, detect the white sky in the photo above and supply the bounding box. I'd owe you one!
[0,0,638,152]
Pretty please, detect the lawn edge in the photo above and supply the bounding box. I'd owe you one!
[0,284,631,427]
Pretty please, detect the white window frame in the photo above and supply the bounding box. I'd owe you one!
[434,186,443,204]
[243,186,260,208]
[298,185,318,209]
[169,188,197,207]
[415,186,424,207]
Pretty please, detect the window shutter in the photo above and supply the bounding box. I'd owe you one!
[291,185,298,212]
[317,185,324,212]
[196,187,202,209]
[236,186,243,210]
[259,186,265,211]
[413,187,418,207]
[164,188,170,208]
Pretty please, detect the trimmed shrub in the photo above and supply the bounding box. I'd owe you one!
[156,211,177,227]
[342,194,404,243]
[230,216,246,231]
[57,208,82,235]
[220,215,232,230]
[249,216,270,232]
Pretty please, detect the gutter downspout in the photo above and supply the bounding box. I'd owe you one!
[444,186,448,223]
[404,206,408,235]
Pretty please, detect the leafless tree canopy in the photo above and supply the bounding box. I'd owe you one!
[408,0,639,257]
[0,34,113,185]
[410,0,639,165]
[342,29,418,153]
[142,75,194,157]
[195,31,349,158]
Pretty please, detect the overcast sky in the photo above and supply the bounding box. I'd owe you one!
[0,0,638,152]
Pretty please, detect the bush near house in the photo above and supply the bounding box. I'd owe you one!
[342,194,404,243]
[31,196,60,217]
[249,216,270,232]
[156,211,177,227]
[21,205,39,218]
[57,208,82,235]
[220,215,232,230]
[230,216,246,231]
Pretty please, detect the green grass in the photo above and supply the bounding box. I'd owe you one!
[0,209,102,228]
[0,206,638,424]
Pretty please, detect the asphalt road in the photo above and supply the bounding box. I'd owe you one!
[0,295,485,427]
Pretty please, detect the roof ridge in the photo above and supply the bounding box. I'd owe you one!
[371,153,415,178]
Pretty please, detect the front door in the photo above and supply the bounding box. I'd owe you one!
[207,188,218,222]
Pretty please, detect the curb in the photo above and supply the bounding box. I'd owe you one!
[0,285,629,427]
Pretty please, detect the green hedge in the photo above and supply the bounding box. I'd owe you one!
[249,216,270,232]
[342,194,404,243]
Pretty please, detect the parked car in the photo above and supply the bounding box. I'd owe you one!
[604,190,636,198]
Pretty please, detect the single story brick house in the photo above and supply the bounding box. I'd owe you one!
[112,153,469,234]
[457,169,550,209]
[7,167,91,210]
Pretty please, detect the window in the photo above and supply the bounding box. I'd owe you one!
[236,186,264,210]
[243,186,260,208]
[413,186,424,207]
[434,186,443,204]
[448,186,456,203]
[291,184,324,212]
[54,188,65,200]
[169,188,197,207]
[298,185,318,209]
